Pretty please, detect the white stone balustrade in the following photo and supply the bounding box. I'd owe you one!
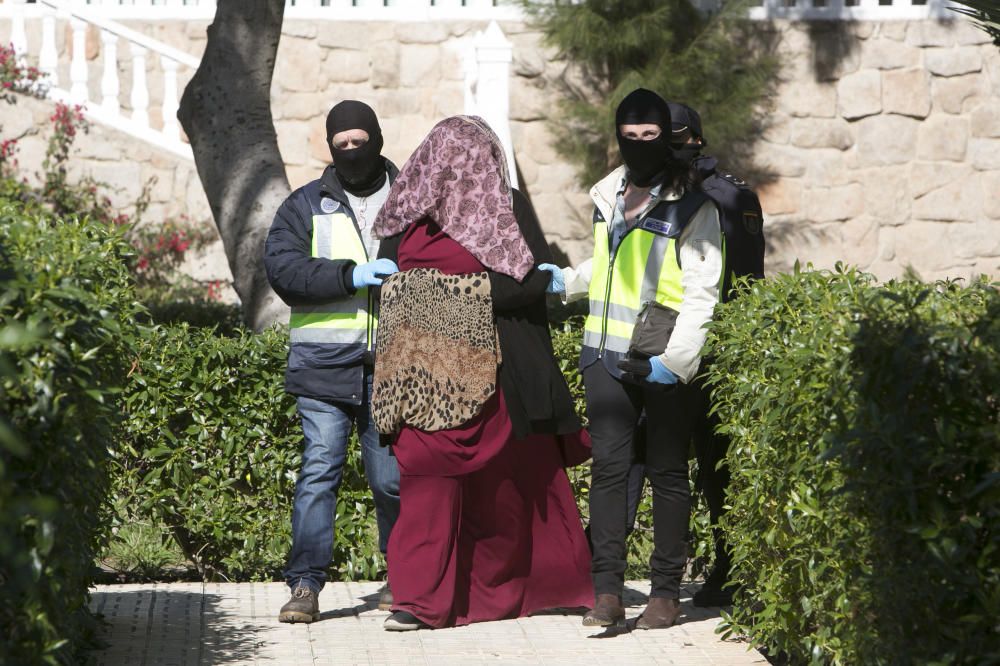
[0,0,523,166]
[745,0,954,21]
[9,0,963,21]
[68,16,87,102]
[691,0,958,20]
[2,0,521,21]
[1,0,965,26]
[464,20,517,189]
[0,0,201,158]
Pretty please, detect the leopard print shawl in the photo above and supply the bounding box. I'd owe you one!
[372,268,500,434]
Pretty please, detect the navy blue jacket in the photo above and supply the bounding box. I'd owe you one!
[263,160,399,404]
[695,156,766,301]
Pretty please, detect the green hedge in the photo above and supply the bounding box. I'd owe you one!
[708,266,1000,665]
[0,205,143,665]
[115,316,714,585]
[115,324,384,582]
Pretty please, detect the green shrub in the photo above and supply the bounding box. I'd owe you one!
[708,266,1000,665]
[116,324,384,582]
[142,298,242,336]
[0,204,143,665]
[114,314,712,586]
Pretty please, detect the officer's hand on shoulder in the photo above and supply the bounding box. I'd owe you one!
[647,357,678,385]
[352,258,399,288]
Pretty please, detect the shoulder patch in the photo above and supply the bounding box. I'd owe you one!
[742,211,762,235]
[320,197,339,214]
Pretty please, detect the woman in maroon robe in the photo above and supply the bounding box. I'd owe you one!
[371,116,593,630]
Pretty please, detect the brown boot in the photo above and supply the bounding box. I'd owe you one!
[636,597,681,630]
[278,584,319,623]
[582,593,625,627]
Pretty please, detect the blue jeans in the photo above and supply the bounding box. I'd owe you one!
[283,377,400,593]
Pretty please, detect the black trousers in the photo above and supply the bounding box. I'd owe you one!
[690,380,732,577]
[584,362,695,599]
[622,380,733,577]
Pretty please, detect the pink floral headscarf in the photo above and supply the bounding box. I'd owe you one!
[373,115,534,280]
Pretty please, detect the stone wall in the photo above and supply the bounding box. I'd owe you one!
[757,20,1000,280]
[1,16,997,287]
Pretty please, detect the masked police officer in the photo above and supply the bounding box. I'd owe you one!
[540,89,723,630]
[611,102,767,608]
[264,100,401,623]
[668,101,764,607]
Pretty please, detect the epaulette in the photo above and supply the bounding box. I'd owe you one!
[711,171,751,190]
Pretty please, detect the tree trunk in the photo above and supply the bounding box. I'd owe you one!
[178,0,290,331]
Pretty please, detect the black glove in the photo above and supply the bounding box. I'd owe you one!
[617,356,651,377]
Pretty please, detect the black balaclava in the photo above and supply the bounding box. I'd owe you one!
[326,100,386,196]
[667,101,706,166]
[615,88,672,187]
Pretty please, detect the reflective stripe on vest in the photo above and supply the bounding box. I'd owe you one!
[583,221,684,355]
[289,212,374,346]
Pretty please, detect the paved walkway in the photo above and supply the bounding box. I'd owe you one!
[88,580,765,665]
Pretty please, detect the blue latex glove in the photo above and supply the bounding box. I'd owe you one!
[352,258,398,288]
[537,263,565,294]
[647,356,679,385]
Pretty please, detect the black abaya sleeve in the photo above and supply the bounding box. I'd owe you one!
[488,190,554,311]
[376,230,403,264]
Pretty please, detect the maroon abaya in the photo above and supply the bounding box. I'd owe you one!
[385,221,593,628]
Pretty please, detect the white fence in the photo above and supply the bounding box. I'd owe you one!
[4,0,962,20]
[4,0,198,157]
[3,0,524,21]
[0,0,962,171]
[743,0,955,21]
[1,0,520,167]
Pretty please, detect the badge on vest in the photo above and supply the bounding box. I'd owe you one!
[743,211,762,234]
[320,197,339,214]
[640,217,674,236]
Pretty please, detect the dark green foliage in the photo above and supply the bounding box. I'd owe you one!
[708,266,1000,664]
[522,0,780,186]
[114,316,713,585]
[0,204,143,665]
[143,299,243,337]
[115,324,384,582]
[948,0,1000,46]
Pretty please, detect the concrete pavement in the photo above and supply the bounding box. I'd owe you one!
[87,580,766,665]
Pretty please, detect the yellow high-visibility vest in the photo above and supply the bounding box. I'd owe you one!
[582,216,685,356]
[289,211,375,350]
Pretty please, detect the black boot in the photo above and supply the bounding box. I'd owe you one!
[693,565,735,607]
